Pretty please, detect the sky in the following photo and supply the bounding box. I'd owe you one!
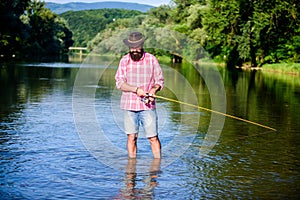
[44,0,172,7]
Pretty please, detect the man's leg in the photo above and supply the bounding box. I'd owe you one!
[124,110,139,158]
[148,136,161,158]
[127,133,138,158]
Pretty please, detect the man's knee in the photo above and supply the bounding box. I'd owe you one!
[128,134,138,142]
[148,136,159,143]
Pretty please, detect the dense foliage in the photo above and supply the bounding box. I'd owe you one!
[170,0,300,67]
[200,0,300,67]
[1,0,299,67]
[0,0,73,60]
[0,0,30,58]
[60,9,142,47]
[87,0,299,67]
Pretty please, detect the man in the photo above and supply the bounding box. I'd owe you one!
[115,31,164,158]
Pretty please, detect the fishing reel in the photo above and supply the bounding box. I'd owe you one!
[141,93,155,104]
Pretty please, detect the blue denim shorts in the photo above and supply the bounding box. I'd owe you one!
[124,109,158,138]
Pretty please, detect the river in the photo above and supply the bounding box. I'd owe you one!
[0,55,299,199]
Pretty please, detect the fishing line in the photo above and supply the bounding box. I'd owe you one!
[154,94,277,131]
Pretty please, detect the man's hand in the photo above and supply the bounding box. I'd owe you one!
[136,87,147,97]
[148,93,156,102]
[149,86,159,102]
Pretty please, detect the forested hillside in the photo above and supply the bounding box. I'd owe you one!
[60,9,142,47]
[1,0,299,67]
[46,2,153,14]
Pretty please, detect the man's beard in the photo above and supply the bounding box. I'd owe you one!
[129,49,144,61]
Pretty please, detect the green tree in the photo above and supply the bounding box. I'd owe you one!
[147,5,172,25]
[252,0,300,65]
[23,0,73,57]
[202,0,242,68]
[171,0,300,67]
[1,0,73,59]
[202,0,300,67]
[0,0,31,57]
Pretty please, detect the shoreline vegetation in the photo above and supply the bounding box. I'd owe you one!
[238,62,300,75]
[156,55,300,76]
[1,0,299,73]
[67,52,300,76]
[261,63,300,75]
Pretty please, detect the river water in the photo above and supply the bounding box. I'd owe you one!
[0,56,299,199]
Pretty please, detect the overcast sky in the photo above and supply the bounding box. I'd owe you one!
[44,0,172,7]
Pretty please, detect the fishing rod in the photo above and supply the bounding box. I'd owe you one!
[152,94,277,131]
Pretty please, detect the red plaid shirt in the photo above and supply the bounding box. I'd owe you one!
[115,52,164,111]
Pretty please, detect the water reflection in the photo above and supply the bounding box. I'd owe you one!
[0,63,78,116]
[0,59,299,199]
[117,158,161,199]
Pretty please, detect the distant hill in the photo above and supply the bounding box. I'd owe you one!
[59,9,143,47]
[45,1,154,14]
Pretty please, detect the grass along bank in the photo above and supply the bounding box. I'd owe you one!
[262,63,300,75]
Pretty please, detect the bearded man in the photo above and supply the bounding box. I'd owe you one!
[115,31,164,158]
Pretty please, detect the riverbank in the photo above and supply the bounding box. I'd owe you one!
[235,62,300,76]
[191,58,300,76]
[261,63,300,75]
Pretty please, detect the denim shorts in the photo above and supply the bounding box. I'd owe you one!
[124,109,158,138]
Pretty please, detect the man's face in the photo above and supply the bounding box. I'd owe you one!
[129,46,144,61]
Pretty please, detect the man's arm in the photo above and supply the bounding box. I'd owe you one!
[120,82,147,97]
[149,84,161,95]
[119,82,137,93]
